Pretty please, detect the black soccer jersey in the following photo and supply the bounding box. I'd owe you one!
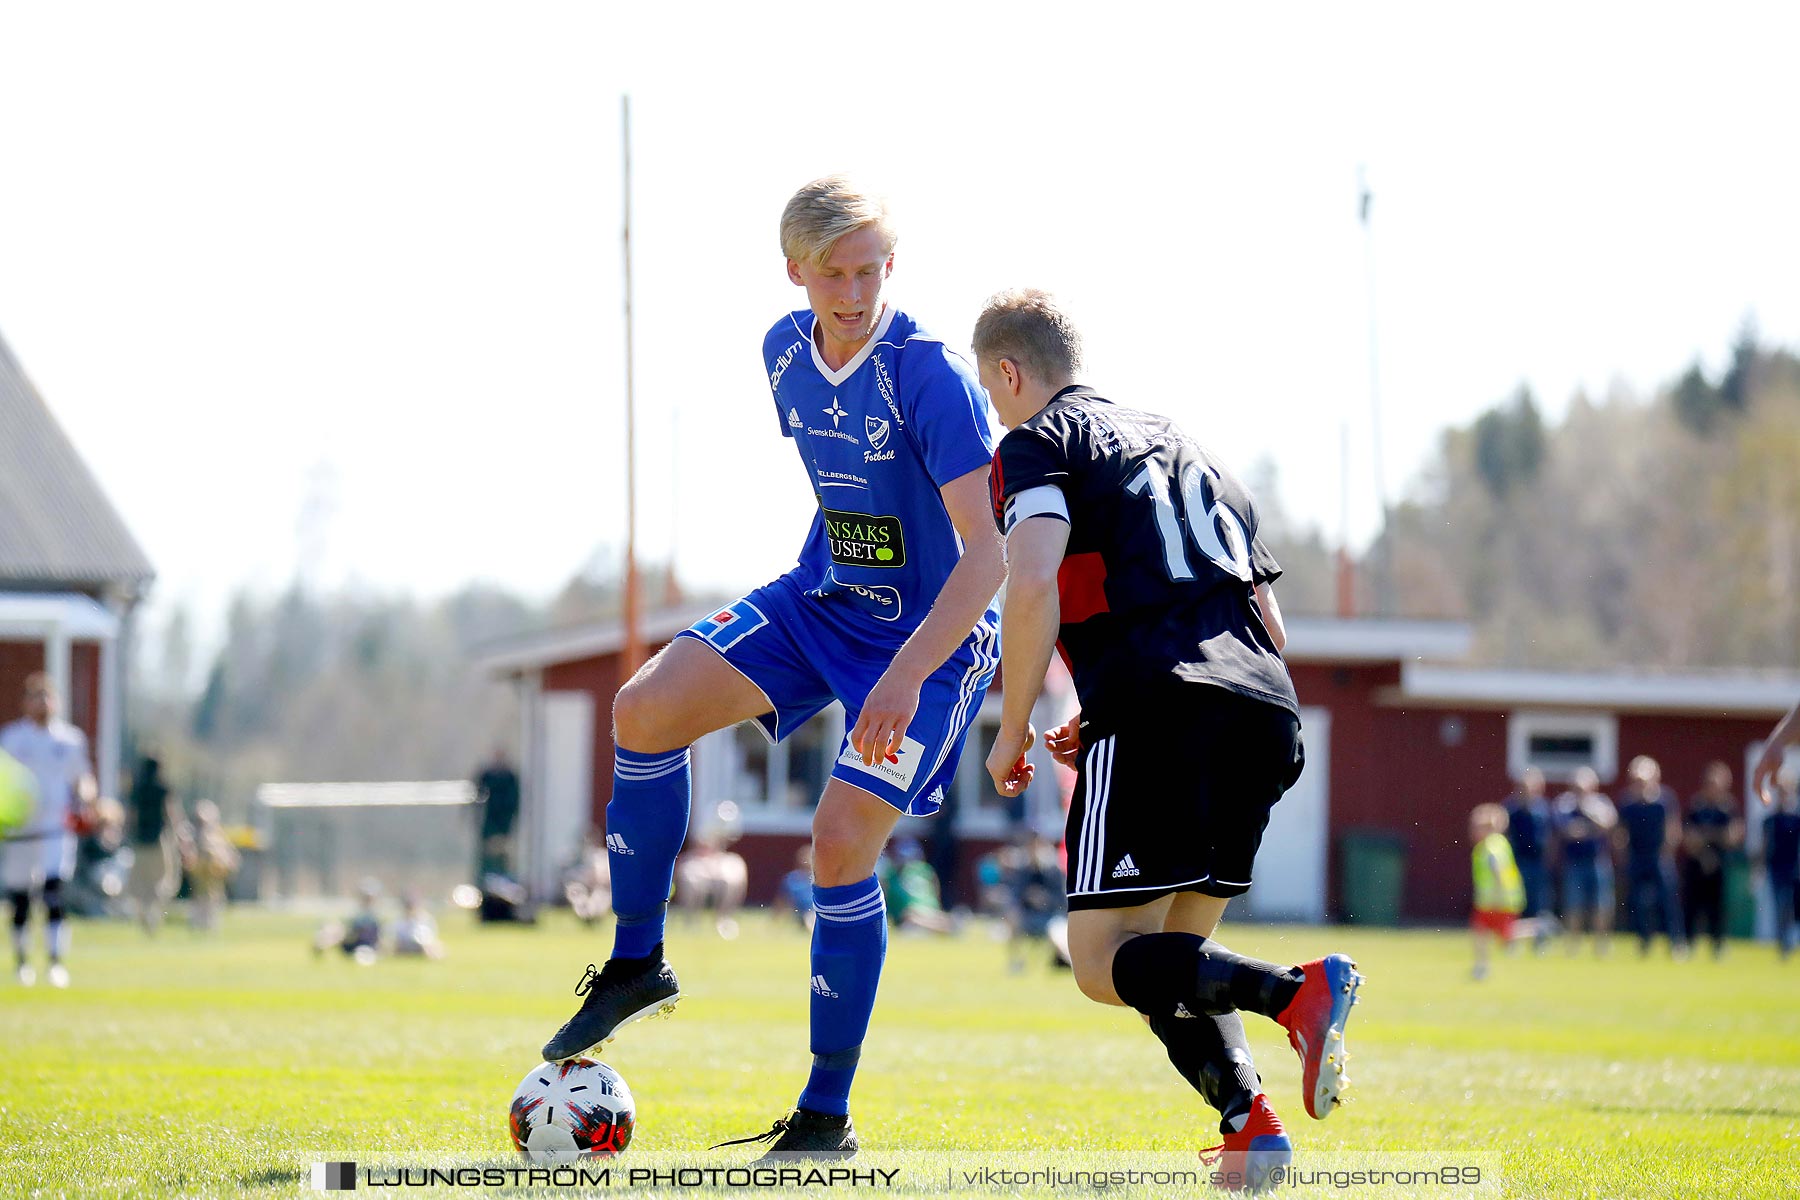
[989,385,1297,726]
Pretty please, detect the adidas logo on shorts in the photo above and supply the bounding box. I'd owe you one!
[811,974,838,999]
[606,833,633,856]
[1111,854,1140,879]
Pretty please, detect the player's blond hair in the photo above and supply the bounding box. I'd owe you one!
[1470,803,1509,835]
[972,288,1084,383]
[779,176,897,268]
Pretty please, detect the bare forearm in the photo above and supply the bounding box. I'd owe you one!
[1770,702,1800,753]
[889,537,1006,685]
[999,577,1060,733]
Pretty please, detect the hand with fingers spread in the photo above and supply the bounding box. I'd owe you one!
[986,722,1037,797]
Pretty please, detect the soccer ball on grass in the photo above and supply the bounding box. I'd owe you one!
[508,1058,635,1160]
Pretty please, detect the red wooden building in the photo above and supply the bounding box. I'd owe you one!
[483,611,1800,927]
[0,329,154,796]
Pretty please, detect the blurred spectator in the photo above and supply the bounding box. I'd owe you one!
[392,887,446,959]
[564,828,613,926]
[474,748,520,880]
[1683,761,1743,959]
[68,795,127,916]
[675,828,747,939]
[880,838,953,934]
[777,845,814,931]
[1555,767,1617,955]
[478,869,534,924]
[1003,830,1065,972]
[1750,697,1800,807]
[924,785,962,912]
[1469,803,1526,981]
[315,877,384,961]
[975,843,1014,920]
[1759,769,1800,958]
[3,672,97,989]
[183,800,239,933]
[1503,767,1555,952]
[1617,756,1686,957]
[125,756,182,934]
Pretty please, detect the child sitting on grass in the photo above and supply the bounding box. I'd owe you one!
[312,877,384,963]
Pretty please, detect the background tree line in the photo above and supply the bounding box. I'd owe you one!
[1360,323,1800,668]
[127,560,699,820]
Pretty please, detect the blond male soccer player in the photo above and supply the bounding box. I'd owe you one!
[976,289,1360,1191]
[540,178,1005,1158]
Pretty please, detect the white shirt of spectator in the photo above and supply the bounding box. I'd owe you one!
[0,718,91,835]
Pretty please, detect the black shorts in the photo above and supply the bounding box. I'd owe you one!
[1065,685,1303,911]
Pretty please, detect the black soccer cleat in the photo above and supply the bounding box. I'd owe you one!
[540,947,680,1061]
[711,1108,858,1161]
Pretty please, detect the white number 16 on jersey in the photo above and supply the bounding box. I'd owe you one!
[1125,459,1254,582]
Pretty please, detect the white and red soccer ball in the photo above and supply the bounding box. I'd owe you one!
[508,1058,635,1160]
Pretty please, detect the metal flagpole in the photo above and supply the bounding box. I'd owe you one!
[622,95,646,674]
[1360,166,1391,616]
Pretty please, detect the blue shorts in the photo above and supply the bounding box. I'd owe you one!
[677,572,999,817]
[1562,859,1614,915]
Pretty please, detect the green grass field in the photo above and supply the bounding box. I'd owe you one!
[1,909,1797,1198]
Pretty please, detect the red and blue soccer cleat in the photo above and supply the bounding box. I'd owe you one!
[1274,952,1363,1119]
[1200,1093,1291,1193]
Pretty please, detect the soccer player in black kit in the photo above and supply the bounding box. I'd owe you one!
[974,289,1362,1192]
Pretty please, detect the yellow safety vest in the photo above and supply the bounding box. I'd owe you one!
[1473,833,1526,913]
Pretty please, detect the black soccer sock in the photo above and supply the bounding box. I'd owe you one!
[8,890,27,964]
[1112,932,1304,1020]
[1147,1008,1262,1133]
[42,878,66,963]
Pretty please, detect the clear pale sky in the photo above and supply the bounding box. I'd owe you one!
[3,2,1797,650]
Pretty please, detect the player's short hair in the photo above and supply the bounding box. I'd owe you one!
[972,288,1084,383]
[22,672,53,698]
[779,176,897,268]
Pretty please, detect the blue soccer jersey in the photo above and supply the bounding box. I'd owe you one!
[763,304,1000,634]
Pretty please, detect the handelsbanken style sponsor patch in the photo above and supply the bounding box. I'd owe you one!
[822,508,906,568]
[835,734,929,790]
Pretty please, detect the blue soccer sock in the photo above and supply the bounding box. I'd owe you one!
[606,746,691,960]
[799,875,888,1116]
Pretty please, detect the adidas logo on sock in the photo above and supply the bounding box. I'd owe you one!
[811,974,838,999]
[1111,854,1140,879]
[1173,1003,1197,1019]
[606,833,633,856]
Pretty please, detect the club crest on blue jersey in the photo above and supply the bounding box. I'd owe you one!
[761,305,1001,636]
